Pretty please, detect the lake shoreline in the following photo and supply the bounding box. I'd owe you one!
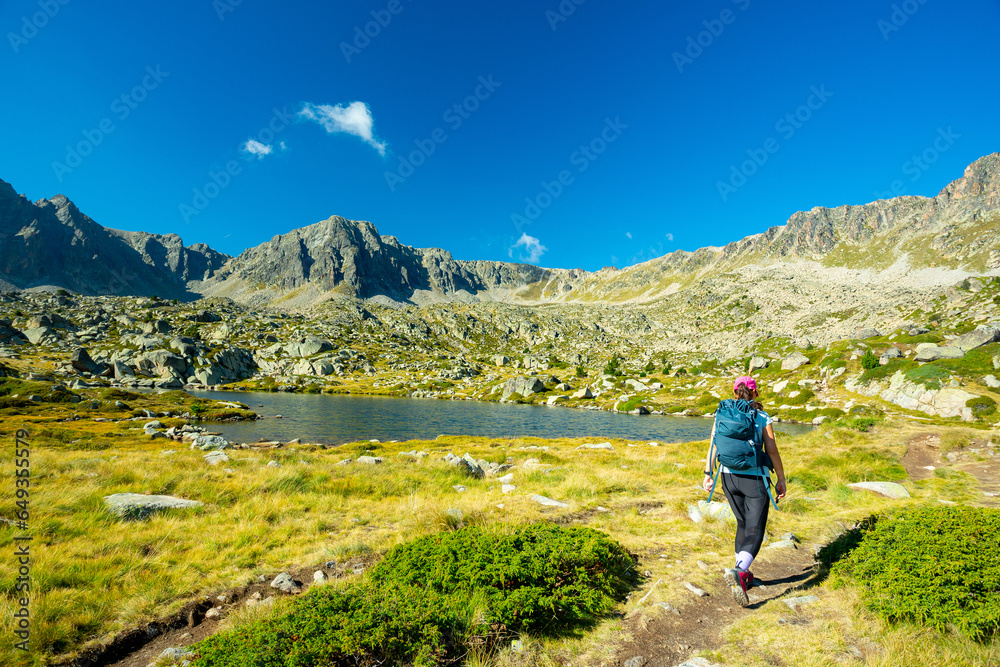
[184,386,814,446]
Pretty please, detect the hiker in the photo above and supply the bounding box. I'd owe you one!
[702,376,786,606]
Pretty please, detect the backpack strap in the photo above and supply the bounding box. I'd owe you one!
[761,469,779,511]
[752,408,779,511]
[707,464,722,504]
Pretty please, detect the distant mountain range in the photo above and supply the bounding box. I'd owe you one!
[2,153,998,306]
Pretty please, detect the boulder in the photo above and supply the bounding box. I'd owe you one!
[111,361,135,379]
[193,310,221,323]
[27,312,75,330]
[530,494,569,508]
[23,326,56,345]
[493,355,510,367]
[853,328,881,340]
[285,336,333,357]
[985,375,1000,389]
[625,378,649,392]
[950,324,1000,352]
[0,323,27,345]
[104,493,202,520]
[445,452,484,478]
[879,347,902,365]
[577,442,614,451]
[914,343,964,362]
[748,356,768,372]
[847,481,910,499]
[191,435,230,451]
[204,451,230,465]
[194,367,224,386]
[783,595,820,611]
[772,379,789,393]
[356,455,384,465]
[141,319,171,335]
[70,348,101,374]
[522,355,549,370]
[169,336,199,358]
[270,573,303,594]
[502,376,546,401]
[137,349,190,378]
[780,352,810,371]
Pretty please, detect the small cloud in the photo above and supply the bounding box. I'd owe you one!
[508,233,548,264]
[626,231,632,239]
[279,141,287,150]
[665,232,674,241]
[299,101,387,156]
[243,139,273,159]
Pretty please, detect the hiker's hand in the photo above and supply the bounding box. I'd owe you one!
[702,474,713,494]
[775,478,786,500]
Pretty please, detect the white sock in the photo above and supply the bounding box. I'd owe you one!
[735,551,754,572]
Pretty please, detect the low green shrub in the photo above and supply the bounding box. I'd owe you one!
[370,524,637,632]
[861,350,880,370]
[833,416,880,432]
[783,388,815,406]
[820,357,847,370]
[904,364,951,390]
[833,506,1000,642]
[0,396,30,409]
[190,525,637,666]
[201,408,257,421]
[966,396,997,417]
[859,358,914,385]
[98,388,142,402]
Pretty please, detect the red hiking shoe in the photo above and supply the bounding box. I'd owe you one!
[724,568,753,607]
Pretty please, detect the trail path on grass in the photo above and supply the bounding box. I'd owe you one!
[902,431,1000,506]
[600,430,1000,667]
[600,542,818,667]
[82,555,378,667]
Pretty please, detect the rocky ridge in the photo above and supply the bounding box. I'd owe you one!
[0,179,228,298]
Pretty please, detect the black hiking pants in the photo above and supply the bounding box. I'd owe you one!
[721,472,770,558]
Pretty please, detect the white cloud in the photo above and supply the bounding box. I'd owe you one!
[508,233,547,264]
[279,141,287,150]
[665,232,674,241]
[299,101,387,156]
[243,139,273,159]
[625,231,632,239]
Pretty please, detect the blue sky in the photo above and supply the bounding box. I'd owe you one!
[2,1,999,271]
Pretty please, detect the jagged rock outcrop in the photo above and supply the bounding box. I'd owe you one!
[0,180,228,298]
[201,216,550,303]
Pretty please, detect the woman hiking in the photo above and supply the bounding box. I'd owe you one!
[702,376,786,606]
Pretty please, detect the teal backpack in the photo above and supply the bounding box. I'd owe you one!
[707,399,778,510]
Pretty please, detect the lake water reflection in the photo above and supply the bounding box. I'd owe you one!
[188,390,813,445]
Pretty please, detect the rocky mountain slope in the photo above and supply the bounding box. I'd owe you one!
[0,179,228,299]
[195,216,552,306]
[198,152,1000,307]
[1,154,998,354]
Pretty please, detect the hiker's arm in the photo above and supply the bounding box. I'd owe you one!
[763,424,786,499]
[702,422,717,493]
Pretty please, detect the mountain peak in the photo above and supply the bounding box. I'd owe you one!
[938,152,1000,204]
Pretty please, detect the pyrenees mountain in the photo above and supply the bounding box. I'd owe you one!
[0,154,998,321]
[0,179,228,299]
